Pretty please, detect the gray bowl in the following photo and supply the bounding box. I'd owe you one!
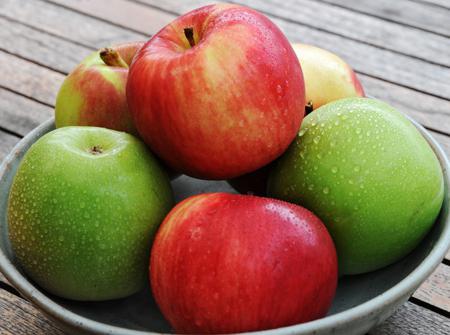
[0,118,449,335]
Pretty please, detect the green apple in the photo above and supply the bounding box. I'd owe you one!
[268,98,444,275]
[7,127,174,301]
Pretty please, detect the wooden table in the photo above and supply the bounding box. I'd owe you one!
[0,0,449,334]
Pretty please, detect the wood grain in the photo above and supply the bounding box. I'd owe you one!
[318,0,450,37]
[134,0,450,100]
[233,0,450,67]
[418,0,450,9]
[359,75,450,134]
[369,301,450,334]
[0,51,64,106]
[0,0,146,49]
[0,289,65,335]
[0,16,93,74]
[413,264,450,313]
[0,89,53,137]
[49,0,174,35]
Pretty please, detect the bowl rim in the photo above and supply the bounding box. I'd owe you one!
[0,116,449,335]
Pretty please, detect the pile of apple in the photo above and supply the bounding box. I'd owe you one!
[7,4,444,334]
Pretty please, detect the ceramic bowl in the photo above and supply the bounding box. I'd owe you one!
[0,118,449,335]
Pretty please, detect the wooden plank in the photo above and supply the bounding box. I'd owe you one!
[369,301,450,335]
[413,264,450,313]
[0,0,146,49]
[49,0,174,35]
[359,75,450,134]
[0,89,53,137]
[0,16,93,74]
[228,0,450,67]
[134,0,450,100]
[134,0,207,13]
[318,0,450,37]
[418,0,450,9]
[0,289,65,334]
[0,50,64,106]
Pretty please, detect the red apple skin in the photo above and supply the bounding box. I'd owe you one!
[150,193,337,334]
[55,42,144,134]
[127,4,305,180]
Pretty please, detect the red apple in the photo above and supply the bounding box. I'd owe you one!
[150,193,337,334]
[55,42,144,134]
[127,4,305,180]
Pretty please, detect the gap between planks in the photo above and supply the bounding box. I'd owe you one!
[315,0,450,38]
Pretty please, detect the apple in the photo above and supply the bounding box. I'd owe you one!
[268,98,444,275]
[150,193,337,333]
[292,43,364,113]
[127,4,305,180]
[55,41,144,134]
[7,127,174,301]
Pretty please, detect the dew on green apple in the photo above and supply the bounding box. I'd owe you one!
[269,97,444,274]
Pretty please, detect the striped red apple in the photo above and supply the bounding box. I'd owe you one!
[150,193,337,333]
[127,4,305,180]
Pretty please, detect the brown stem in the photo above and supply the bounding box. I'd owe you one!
[89,146,103,155]
[99,48,128,68]
[305,101,314,115]
[184,27,195,48]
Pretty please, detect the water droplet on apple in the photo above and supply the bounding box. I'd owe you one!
[323,187,330,194]
[354,166,360,172]
[313,136,320,144]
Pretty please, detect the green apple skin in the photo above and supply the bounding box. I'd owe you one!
[268,98,444,275]
[7,127,174,301]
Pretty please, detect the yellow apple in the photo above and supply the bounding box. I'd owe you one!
[292,43,364,112]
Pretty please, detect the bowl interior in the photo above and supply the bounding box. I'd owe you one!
[0,120,448,333]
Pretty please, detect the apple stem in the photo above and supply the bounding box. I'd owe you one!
[99,48,128,68]
[305,101,314,115]
[184,27,196,48]
[90,146,103,155]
